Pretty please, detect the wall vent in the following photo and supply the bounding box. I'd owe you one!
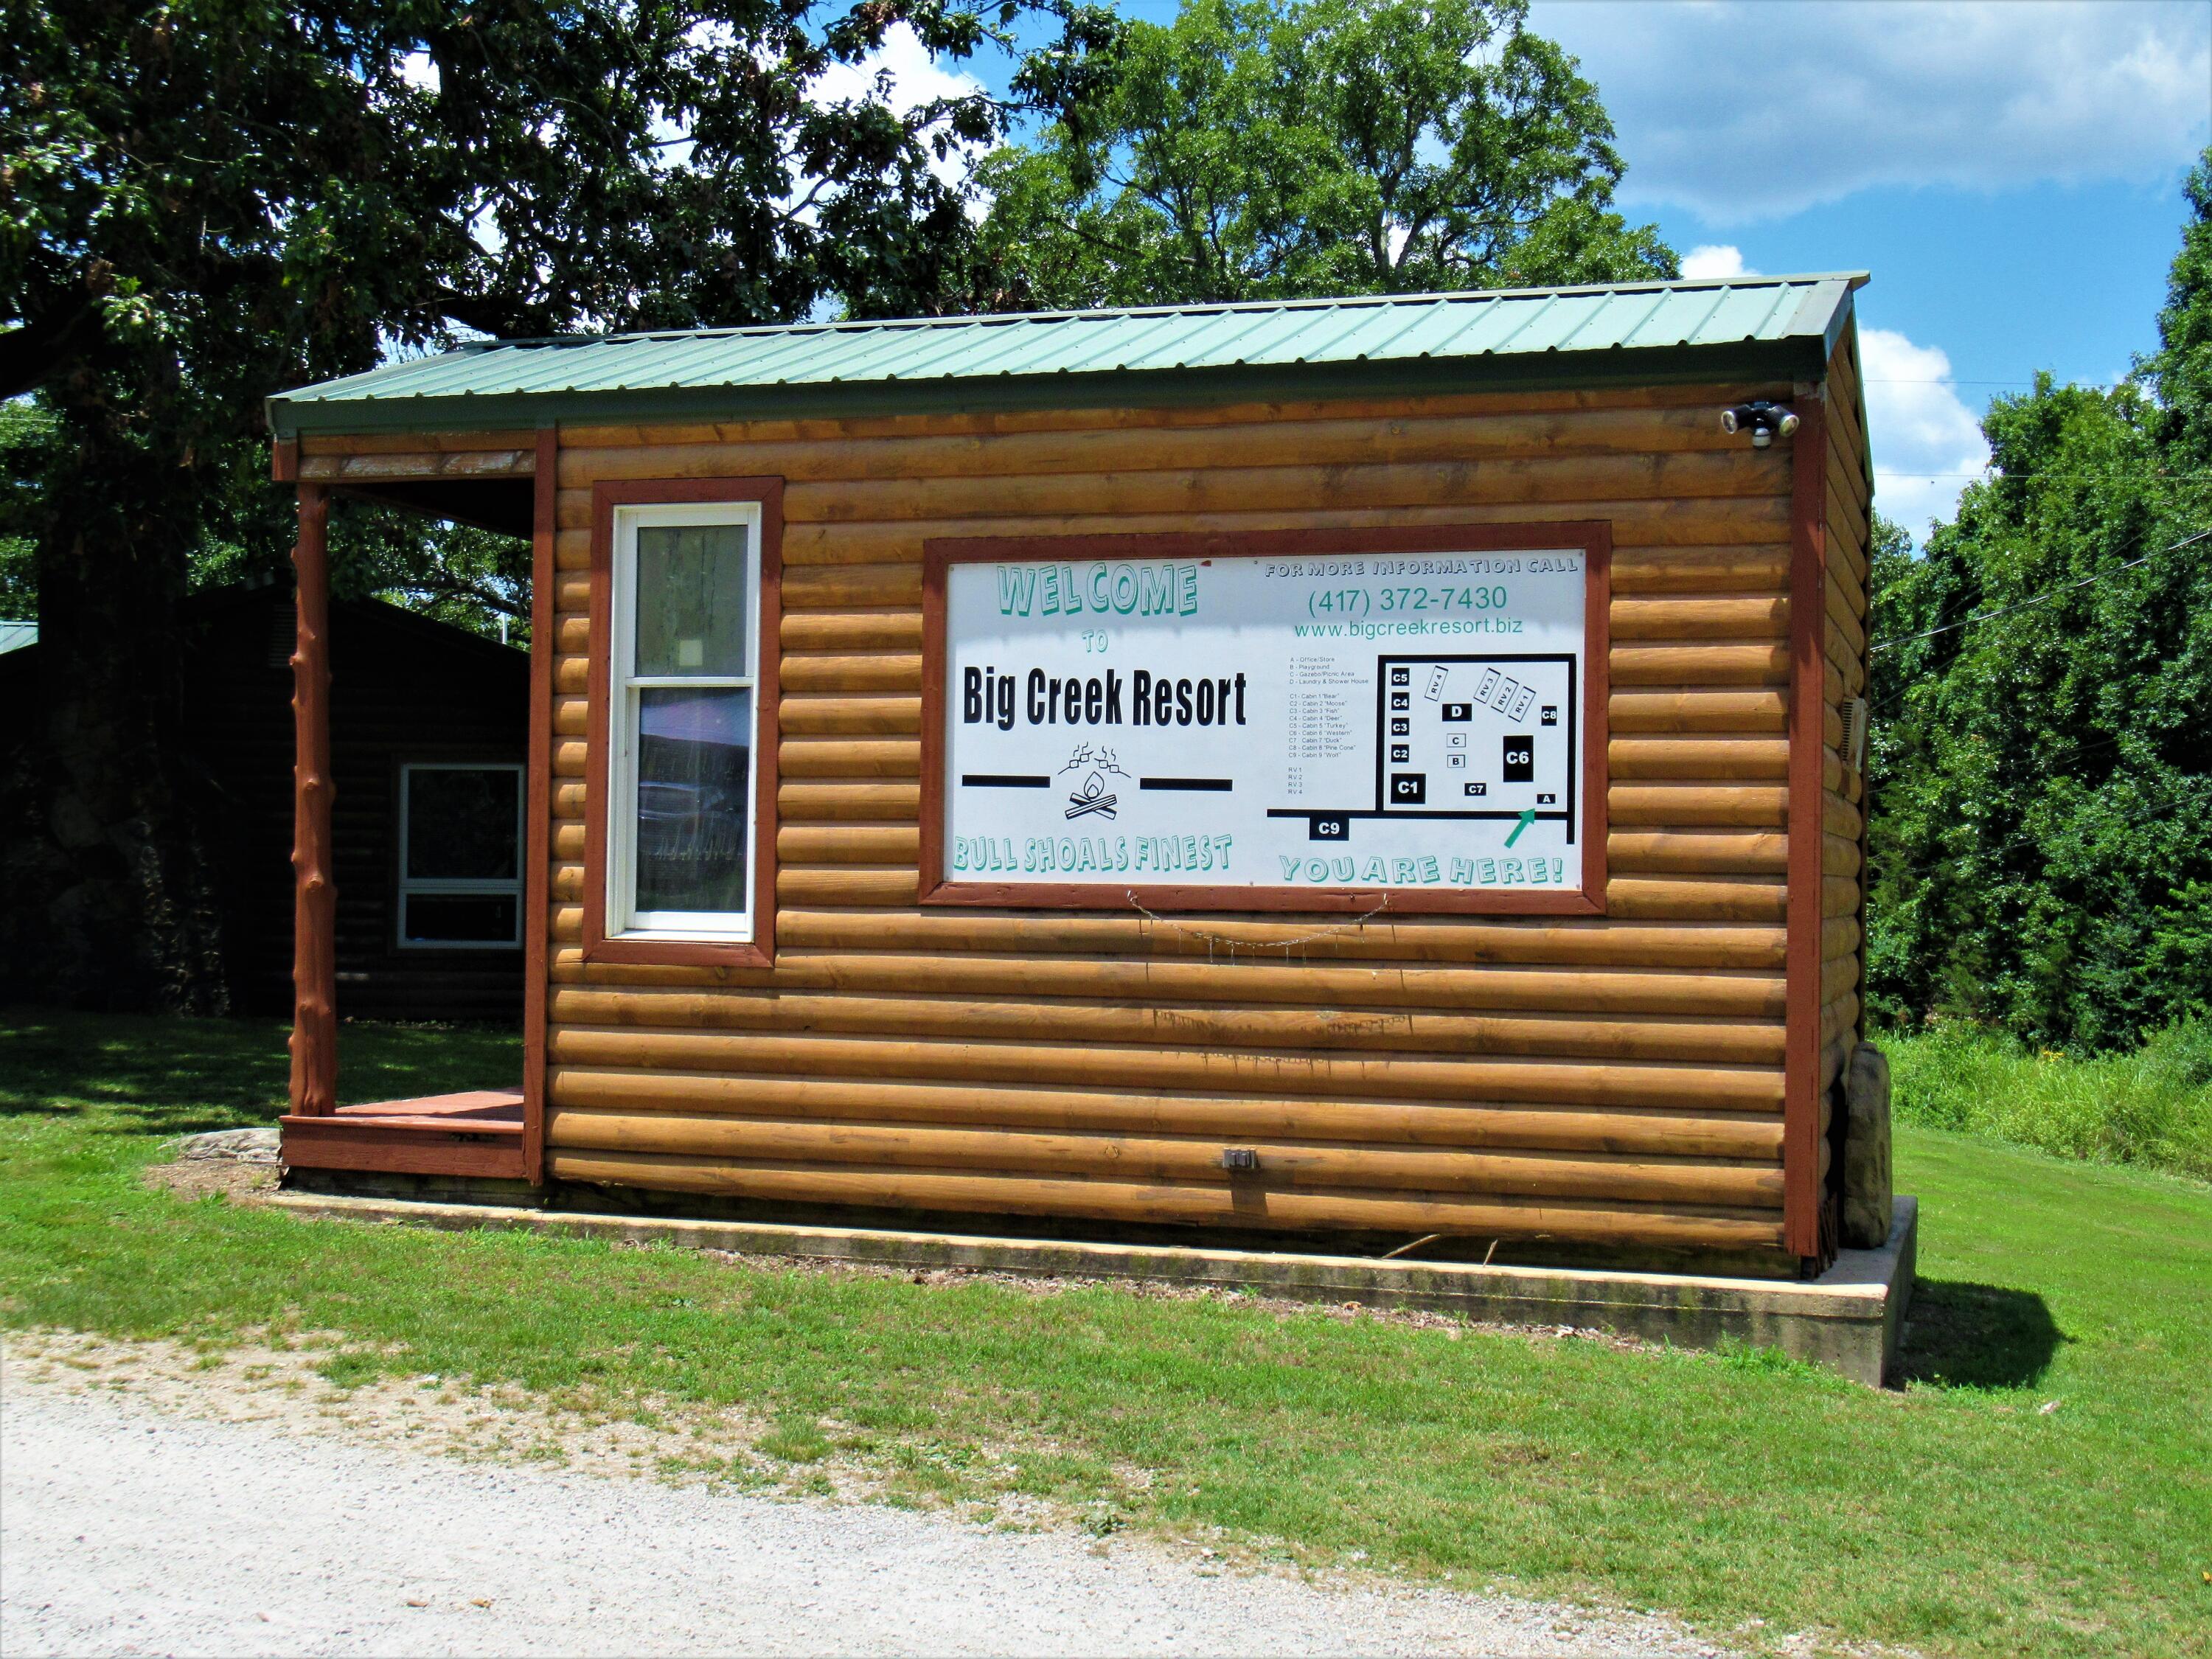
[1839,696,1870,773]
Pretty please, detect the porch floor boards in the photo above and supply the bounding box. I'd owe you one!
[333,1088,526,1132]
[282,1088,529,1180]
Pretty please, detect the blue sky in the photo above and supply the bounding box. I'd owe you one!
[1529,0,2212,537]
[861,0,2211,538]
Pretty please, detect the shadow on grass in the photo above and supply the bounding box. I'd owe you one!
[0,1006,521,1141]
[1895,1279,2066,1389]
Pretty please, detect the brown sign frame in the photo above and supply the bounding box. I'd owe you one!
[919,522,1610,917]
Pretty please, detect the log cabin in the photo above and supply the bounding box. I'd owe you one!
[268,274,1877,1278]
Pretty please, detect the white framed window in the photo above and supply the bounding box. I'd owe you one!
[397,762,525,949]
[607,500,762,942]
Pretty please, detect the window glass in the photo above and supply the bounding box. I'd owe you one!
[636,524,749,677]
[404,767,521,882]
[397,763,524,950]
[635,687,751,915]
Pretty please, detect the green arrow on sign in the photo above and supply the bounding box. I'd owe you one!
[1504,808,1535,848]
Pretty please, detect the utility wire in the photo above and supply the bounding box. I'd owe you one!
[1884,469,2212,480]
[1862,378,2126,388]
[1867,526,2212,656]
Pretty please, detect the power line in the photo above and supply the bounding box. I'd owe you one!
[1862,378,2127,389]
[1867,526,2212,656]
[1882,470,2212,480]
[1877,467,2212,481]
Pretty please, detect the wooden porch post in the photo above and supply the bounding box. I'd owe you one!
[521,425,557,1180]
[288,481,338,1116]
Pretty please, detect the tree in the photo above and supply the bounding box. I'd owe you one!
[1864,150,2212,1049]
[972,0,1674,310]
[0,0,1113,1010]
[2149,153,2212,468]
[0,397,46,619]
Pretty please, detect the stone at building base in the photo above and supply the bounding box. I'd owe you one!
[1842,1041,1895,1251]
[267,1189,1919,1387]
[178,1128,282,1164]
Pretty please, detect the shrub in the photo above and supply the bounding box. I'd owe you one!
[1884,1017,2212,1181]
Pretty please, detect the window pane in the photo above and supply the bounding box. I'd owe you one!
[406,768,520,881]
[636,687,751,916]
[636,524,749,677]
[403,893,519,945]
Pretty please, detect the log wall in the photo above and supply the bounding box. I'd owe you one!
[493,377,1863,1265]
[1819,333,1874,1108]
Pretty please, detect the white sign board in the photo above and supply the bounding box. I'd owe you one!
[929,540,1602,909]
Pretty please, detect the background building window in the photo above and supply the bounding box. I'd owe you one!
[397,762,524,948]
[609,503,761,941]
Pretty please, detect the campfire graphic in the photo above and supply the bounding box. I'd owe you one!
[1065,772,1118,820]
[1061,744,1126,821]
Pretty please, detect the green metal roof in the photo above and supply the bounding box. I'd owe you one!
[269,273,1865,437]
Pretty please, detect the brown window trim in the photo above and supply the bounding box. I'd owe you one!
[582,476,784,969]
[919,521,1610,917]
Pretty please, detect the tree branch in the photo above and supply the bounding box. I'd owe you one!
[428,288,560,341]
[0,307,101,401]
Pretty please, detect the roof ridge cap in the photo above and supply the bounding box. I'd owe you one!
[464,272,1872,352]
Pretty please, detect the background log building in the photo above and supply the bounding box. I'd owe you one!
[0,585,528,1020]
[268,276,1876,1276]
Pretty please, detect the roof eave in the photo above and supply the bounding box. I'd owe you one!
[267,335,1834,440]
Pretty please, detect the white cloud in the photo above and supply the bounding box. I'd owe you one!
[1859,327,1991,538]
[1679,244,1753,280]
[1531,0,2212,222]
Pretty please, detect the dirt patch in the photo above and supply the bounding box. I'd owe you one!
[5,1326,1152,1540]
[145,1158,280,1203]
[7,1328,781,1495]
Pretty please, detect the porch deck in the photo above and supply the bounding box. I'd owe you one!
[279,1088,529,1180]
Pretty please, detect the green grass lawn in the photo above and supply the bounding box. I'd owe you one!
[3,1006,2208,1658]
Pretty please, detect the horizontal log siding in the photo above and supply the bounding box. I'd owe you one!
[542,383,1804,1256]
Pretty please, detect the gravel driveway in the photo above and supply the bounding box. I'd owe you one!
[3,1357,1729,1658]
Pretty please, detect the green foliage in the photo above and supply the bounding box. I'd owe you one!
[0,397,50,619]
[189,501,535,642]
[327,502,534,645]
[1866,151,2212,1051]
[4,1,1114,386]
[973,0,1674,309]
[0,0,1119,633]
[2150,153,2212,467]
[1885,1019,2212,1183]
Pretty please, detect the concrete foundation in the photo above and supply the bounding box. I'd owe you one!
[267,1189,1919,1386]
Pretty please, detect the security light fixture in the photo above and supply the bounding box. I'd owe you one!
[1720,400,1801,448]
